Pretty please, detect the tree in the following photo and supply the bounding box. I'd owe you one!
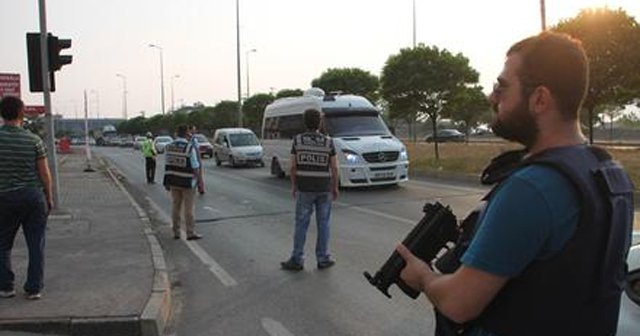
[381,45,479,159]
[311,68,379,102]
[243,93,275,133]
[210,101,239,130]
[553,7,640,143]
[441,85,491,136]
[275,89,303,99]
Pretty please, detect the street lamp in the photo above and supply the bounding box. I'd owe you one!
[116,73,128,119]
[148,44,166,115]
[89,89,100,120]
[245,49,257,99]
[171,74,180,112]
[236,0,243,127]
[412,0,416,48]
[540,0,546,31]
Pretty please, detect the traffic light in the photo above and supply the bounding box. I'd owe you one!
[26,32,72,92]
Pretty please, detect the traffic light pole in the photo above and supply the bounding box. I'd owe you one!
[38,0,60,209]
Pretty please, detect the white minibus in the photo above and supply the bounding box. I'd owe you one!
[261,88,409,187]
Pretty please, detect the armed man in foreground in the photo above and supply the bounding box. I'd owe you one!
[396,31,635,335]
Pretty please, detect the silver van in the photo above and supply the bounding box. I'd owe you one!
[212,128,265,167]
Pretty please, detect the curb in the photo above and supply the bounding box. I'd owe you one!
[101,157,172,336]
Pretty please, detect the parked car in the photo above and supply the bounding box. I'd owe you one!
[618,243,640,335]
[192,133,214,159]
[212,128,264,167]
[133,135,146,150]
[153,136,173,154]
[424,129,466,143]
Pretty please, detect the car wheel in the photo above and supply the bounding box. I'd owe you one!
[259,160,265,168]
[214,154,221,166]
[271,158,285,178]
[229,155,236,167]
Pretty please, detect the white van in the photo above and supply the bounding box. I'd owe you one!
[212,128,265,167]
[261,88,409,187]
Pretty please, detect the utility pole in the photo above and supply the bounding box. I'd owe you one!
[38,0,60,208]
[412,0,416,48]
[236,0,243,127]
[83,90,94,172]
[540,0,546,31]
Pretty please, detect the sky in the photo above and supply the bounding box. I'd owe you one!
[1,0,639,120]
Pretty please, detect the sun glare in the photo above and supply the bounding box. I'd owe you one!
[547,0,636,24]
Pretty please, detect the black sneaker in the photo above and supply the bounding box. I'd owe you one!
[186,233,203,240]
[317,259,335,270]
[280,259,303,271]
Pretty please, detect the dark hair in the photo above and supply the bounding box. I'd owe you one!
[0,96,24,121]
[507,31,589,120]
[303,108,321,130]
[176,124,189,138]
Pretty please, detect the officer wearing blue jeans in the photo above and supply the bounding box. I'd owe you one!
[281,108,339,271]
[0,96,53,300]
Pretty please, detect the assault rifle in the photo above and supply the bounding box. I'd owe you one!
[364,202,459,299]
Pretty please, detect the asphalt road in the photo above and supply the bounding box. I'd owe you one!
[96,146,490,336]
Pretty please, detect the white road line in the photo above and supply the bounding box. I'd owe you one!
[335,200,416,225]
[261,317,295,336]
[203,206,221,213]
[145,196,238,287]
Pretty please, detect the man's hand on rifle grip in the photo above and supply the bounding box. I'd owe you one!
[396,243,436,294]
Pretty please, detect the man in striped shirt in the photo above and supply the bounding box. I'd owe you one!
[0,96,52,300]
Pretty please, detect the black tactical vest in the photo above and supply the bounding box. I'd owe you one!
[293,132,334,192]
[163,140,195,189]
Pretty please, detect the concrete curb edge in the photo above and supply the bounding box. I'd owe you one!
[101,157,172,336]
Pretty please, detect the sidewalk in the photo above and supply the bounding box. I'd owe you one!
[0,150,171,336]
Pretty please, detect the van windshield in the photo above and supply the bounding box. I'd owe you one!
[229,133,259,147]
[322,111,390,137]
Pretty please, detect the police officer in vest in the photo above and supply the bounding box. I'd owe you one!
[396,32,634,335]
[163,124,203,240]
[141,132,157,184]
[281,108,339,271]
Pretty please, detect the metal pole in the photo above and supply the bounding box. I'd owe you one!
[116,74,127,119]
[540,0,546,31]
[236,0,243,127]
[412,0,416,48]
[38,0,59,209]
[90,90,99,119]
[149,44,165,115]
[82,90,94,172]
[171,74,180,112]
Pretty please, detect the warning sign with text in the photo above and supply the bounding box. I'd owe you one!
[0,73,20,99]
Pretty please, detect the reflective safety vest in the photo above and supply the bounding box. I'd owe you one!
[440,145,634,336]
[141,139,156,158]
[163,139,195,188]
[293,132,334,192]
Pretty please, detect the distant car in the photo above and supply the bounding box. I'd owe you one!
[424,129,466,143]
[192,133,214,159]
[212,128,264,167]
[618,243,640,335]
[133,136,146,150]
[153,136,173,154]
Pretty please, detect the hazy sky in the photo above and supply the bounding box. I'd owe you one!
[2,0,638,119]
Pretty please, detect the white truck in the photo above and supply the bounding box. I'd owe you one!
[261,88,409,187]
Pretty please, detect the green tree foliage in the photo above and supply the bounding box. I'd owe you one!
[275,89,303,99]
[381,45,479,159]
[210,100,239,130]
[441,85,491,136]
[243,93,275,133]
[553,7,640,143]
[311,68,379,102]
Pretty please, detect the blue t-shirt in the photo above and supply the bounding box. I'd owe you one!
[460,165,580,336]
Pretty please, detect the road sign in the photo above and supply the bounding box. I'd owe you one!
[25,105,45,117]
[0,73,20,99]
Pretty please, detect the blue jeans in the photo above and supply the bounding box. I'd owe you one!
[0,187,48,294]
[291,191,332,263]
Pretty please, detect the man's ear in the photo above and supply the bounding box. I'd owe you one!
[530,85,553,115]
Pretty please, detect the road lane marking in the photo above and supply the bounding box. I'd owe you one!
[341,202,416,225]
[261,317,295,336]
[203,206,221,213]
[145,196,239,287]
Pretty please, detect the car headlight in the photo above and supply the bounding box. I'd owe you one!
[399,148,409,161]
[342,149,362,164]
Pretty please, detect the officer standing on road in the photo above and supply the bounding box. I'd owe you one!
[396,31,635,335]
[141,132,157,184]
[281,108,339,271]
[190,125,205,195]
[163,124,203,240]
[0,96,53,300]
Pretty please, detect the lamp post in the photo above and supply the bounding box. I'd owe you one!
[148,44,166,115]
[171,74,180,112]
[540,0,546,31]
[236,0,243,127]
[116,73,128,119]
[245,49,257,99]
[412,0,416,48]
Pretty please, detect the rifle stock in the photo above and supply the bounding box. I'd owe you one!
[364,202,458,299]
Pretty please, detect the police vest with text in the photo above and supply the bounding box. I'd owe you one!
[436,145,634,336]
[294,132,333,192]
[163,140,195,188]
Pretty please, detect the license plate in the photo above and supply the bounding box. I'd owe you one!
[373,171,395,178]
